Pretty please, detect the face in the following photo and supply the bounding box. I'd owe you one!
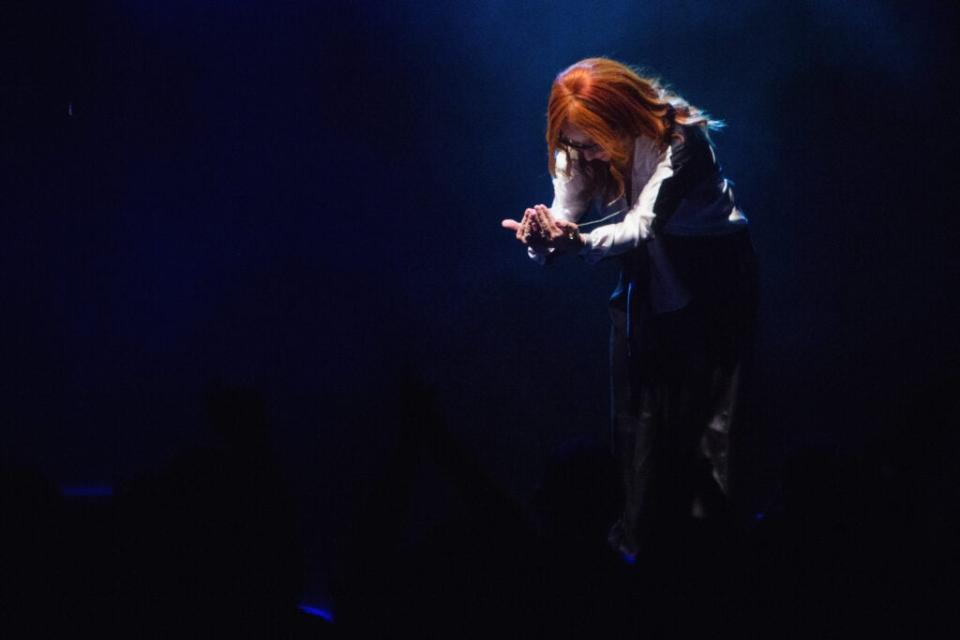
[558,123,611,163]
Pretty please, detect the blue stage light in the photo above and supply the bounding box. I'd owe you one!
[298,604,334,623]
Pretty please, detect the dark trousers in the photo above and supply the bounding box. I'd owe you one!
[607,230,758,556]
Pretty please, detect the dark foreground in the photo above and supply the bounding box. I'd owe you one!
[2,383,953,639]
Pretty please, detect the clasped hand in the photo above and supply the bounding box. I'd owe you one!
[501,204,584,254]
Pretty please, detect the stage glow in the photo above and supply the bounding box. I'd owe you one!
[298,604,334,622]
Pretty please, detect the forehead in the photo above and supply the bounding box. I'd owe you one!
[559,123,594,144]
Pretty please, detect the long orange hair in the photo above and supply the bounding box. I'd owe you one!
[547,57,721,204]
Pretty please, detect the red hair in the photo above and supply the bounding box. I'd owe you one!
[547,57,720,203]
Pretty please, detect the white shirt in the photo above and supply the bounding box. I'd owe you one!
[530,127,746,266]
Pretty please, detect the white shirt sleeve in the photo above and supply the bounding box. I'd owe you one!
[577,146,674,264]
[549,150,590,223]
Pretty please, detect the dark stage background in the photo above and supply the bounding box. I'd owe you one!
[3,0,958,618]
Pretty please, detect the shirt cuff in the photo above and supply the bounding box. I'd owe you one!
[527,246,556,265]
[577,231,598,262]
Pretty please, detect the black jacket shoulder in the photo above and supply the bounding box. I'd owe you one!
[652,123,721,224]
